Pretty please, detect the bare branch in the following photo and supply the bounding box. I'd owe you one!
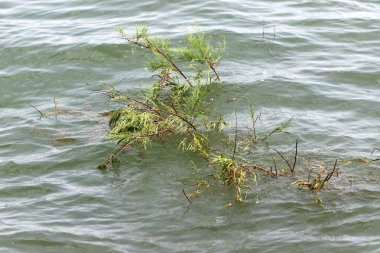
[239,163,276,176]
[292,139,298,172]
[323,159,338,183]
[232,111,238,160]
[371,148,380,155]
[182,188,192,204]
[271,156,278,176]
[28,102,44,119]
[274,149,293,172]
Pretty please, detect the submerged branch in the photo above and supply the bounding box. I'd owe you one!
[98,138,135,170]
[239,163,276,176]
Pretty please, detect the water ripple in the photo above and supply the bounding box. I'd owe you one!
[1,0,380,252]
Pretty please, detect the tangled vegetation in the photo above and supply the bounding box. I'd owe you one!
[99,26,339,202]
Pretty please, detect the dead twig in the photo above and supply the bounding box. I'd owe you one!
[292,139,298,172]
[182,188,192,204]
[239,163,276,176]
[371,148,380,156]
[232,111,238,160]
[307,168,317,183]
[274,149,293,172]
[323,159,338,183]
[273,139,298,173]
[271,156,278,176]
[28,102,44,119]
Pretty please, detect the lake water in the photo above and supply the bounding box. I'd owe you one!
[1,0,380,252]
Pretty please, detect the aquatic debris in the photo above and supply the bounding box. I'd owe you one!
[55,137,76,145]
[294,159,339,191]
[28,97,84,119]
[100,26,339,202]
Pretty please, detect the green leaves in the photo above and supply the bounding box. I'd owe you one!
[101,26,321,203]
[180,31,222,64]
[178,31,225,81]
[103,27,260,201]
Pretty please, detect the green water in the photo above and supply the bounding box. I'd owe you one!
[1,1,380,252]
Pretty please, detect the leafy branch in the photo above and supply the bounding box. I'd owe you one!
[100,26,340,202]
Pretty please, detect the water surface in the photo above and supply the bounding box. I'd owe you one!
[1,1,380,252]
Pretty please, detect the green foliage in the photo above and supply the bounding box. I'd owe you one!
[246,102,292,143]
[101,26,224,171]
[261,117,293,142]
[101,26,338,202]
[178,30,225,81]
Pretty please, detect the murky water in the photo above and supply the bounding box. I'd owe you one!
[1,1,380,252]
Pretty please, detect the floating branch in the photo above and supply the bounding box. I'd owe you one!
[101,26,343,202]
[295,159,340,191]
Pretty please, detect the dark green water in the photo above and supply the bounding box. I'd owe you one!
[1,1,380,252]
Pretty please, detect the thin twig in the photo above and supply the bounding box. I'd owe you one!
[371,148,380,155]
[146,39,193,87]
[323,159,338,183]
[168,97,179,114]
[123,35,193,87]
[292,139,298,172]
[99,129,173,170]
[169,93,187,118]
[232,111,238,160]
[253,111,260,140]
[208,60,220,81]
[239,163,276,176]
[122,36,150,49]
[252,164,276,175]
[168,111,197,131]
[274,149,293,172]
[28,102,44,119]
[53,97,58,118]
[182,188,192,204]
[250,106,261,141]
[99,139,134,169]
[307,168,317,183]
[271,156,278,176]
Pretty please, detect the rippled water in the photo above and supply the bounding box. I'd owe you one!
[1,1,380,252]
